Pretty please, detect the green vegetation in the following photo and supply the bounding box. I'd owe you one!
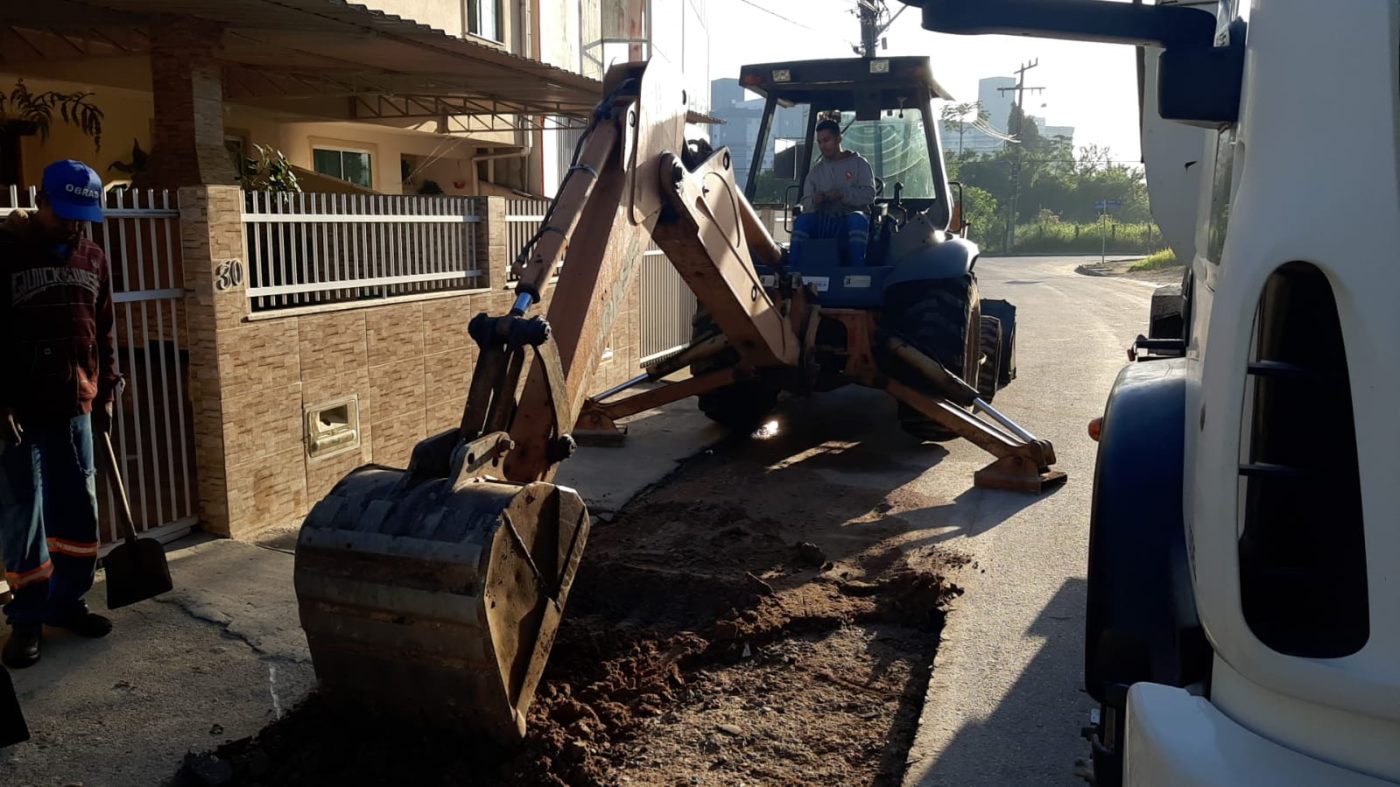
[1129,248,1180,272]
[1006,221,1166,256]
[945,106,1170,255]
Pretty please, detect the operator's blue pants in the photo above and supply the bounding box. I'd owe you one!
[790,211,869,266]
[0,413,100,625]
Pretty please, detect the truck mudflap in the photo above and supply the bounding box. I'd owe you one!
[294,430,589,744]
[1124,683,1394,787]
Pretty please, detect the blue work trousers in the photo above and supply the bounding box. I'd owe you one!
[0,413,101,625]
[790,210,870,266]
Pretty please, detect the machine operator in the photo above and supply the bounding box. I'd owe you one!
[791,119,876,266]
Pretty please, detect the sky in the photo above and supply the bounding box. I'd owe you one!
[706,0,1144,162]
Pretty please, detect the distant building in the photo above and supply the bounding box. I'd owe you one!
[978,76,1017,132]
[1036,120,1077,144]
[943,76,1074,157]
[709,78,808,189]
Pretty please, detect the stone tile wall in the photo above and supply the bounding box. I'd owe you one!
[180,187,644,538]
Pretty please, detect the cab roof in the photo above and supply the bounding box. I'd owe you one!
[738,56,953,108]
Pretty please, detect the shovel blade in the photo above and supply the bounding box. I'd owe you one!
[0,666,29,748]
[104,537,174,610]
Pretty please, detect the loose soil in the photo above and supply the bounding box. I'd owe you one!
[173,429,968,787]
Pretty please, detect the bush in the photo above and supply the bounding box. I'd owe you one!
[1129,248,1179,272]
[1006,220,1169,255]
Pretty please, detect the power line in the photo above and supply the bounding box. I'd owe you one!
[734,0,826,34]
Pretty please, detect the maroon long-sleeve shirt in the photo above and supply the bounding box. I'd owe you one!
[0,211,120,420]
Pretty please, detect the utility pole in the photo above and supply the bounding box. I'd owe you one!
[854,0,907,57]
[853,1,907,176]
[858,0,881,57]
[997,59,1045,252]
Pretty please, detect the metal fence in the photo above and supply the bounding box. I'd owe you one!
[505,200,697,366]
[242,192,484,311]
[505,198,551,281]
[638,243,698,365]
[1,186,197,546]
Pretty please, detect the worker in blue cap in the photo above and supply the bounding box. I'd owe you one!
[0,160,120,668]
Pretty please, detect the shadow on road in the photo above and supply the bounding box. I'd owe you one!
[905,577,1090,787]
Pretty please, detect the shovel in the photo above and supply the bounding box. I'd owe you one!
[96,431,173,609]
[0,665,27,748]
[0,460,28,746]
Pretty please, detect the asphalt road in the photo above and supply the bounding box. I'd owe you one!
[897,255,1157,785]
[673,254,1158,785]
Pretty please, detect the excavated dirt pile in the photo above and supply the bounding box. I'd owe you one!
[174,459,967,787]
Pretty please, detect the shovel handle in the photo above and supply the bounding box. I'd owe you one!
[96,431,139,542]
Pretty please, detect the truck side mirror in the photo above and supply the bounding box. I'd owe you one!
[949,180,969,237]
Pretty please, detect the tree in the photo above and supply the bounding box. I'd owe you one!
[1007,103,1042,152]
[940,101,989,158]
[944,127,1156,248]
[959,184,1000,244]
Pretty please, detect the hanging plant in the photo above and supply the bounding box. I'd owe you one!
[0,79,105,151]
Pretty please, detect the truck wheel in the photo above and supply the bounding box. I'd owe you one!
[977,315,1003,403]
[1089,701,1126,787]
[691,310,779,433]
[885,277,980,442]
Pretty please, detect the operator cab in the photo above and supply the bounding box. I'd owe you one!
[739,56,963,286]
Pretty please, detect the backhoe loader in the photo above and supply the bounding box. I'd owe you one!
[293,56,1062,742]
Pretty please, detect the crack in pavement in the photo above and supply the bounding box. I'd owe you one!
[153,593,309,665]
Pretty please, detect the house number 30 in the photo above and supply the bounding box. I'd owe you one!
[215,259,244,291]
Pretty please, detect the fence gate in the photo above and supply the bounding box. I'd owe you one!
[2,186,198,547]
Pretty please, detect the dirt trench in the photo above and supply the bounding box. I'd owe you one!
[173,439,967,787]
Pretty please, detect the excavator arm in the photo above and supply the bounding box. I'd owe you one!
[448,60,797,483]
[293,60,806,745]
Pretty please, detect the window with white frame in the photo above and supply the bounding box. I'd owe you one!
[467,0,503,42]
[313,147,373,188]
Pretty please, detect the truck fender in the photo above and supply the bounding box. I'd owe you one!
[1086,357,1210,705]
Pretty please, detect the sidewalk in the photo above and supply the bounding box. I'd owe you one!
[0,402,722,787]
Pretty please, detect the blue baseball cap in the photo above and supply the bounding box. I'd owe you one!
[42,160,104,223]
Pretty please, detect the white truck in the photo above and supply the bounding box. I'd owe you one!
[902,0,1400,784]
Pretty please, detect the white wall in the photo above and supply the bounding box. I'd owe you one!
[535,0,710,198]
[538,0,584,72]
[227,106,496,195]
[365,0,464,35]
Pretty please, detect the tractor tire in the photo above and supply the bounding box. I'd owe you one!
[977,315,1003,403]
[691,310,779,433]
[896,402,959,443]
[698,382,780,433]
[885,277,981,443]
[980,298,1018,388]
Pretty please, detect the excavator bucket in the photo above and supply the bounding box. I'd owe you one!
[294,431,589,743]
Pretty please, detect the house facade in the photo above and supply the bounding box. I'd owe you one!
[0,0,707,543]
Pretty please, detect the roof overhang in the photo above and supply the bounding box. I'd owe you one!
[0,0,604,130]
